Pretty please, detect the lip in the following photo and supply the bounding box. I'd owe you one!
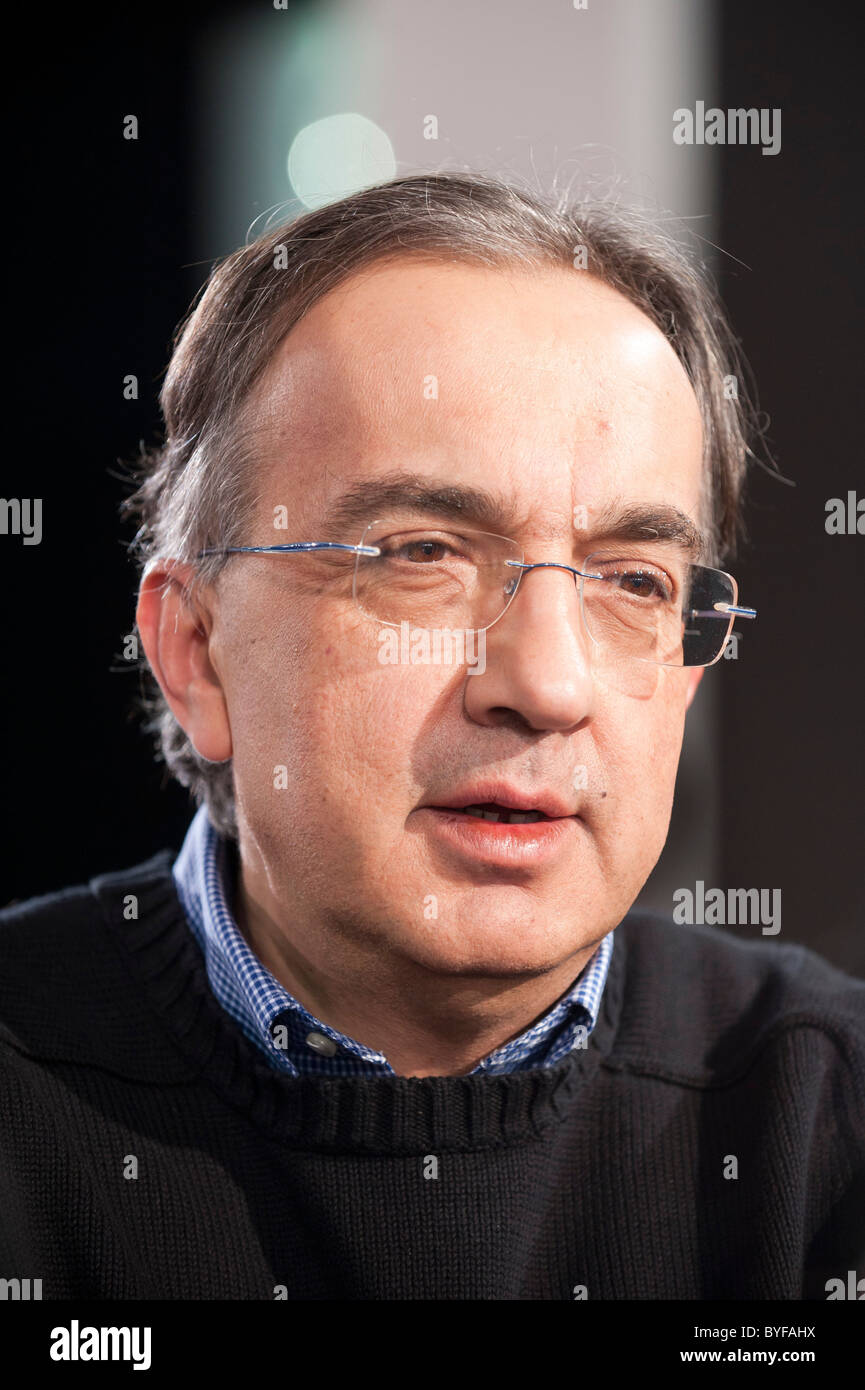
[422,781,577,820]
[412,804,580,869]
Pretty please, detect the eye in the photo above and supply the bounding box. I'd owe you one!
[590,562,676,603]
[616,569,671,601]
[380,532,474,566]
[394,538,452,564]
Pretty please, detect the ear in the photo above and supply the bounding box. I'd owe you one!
[136,561,232,762]
[684,665,704,712]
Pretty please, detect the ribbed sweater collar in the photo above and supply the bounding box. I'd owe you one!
[91,851,626,1154]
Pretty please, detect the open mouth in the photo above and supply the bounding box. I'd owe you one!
[433,803,554,824]
[418,797,577,864]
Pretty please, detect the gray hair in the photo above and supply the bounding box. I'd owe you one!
[123,170,765,840]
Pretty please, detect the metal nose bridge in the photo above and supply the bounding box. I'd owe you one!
[505,559,603,586]
[496,559,600,650]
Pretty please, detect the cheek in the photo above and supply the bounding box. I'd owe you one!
[222,606,444,823]
[592,671,690,863]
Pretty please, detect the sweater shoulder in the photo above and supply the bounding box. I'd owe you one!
[613,912,865,1084]
[0,852,198,1080]
[0,849,177,951]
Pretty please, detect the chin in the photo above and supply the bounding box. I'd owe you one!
[404,912,587,978]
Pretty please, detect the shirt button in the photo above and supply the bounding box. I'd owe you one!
[305,1031,338,1057]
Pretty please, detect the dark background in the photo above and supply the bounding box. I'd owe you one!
[2,0,863,974]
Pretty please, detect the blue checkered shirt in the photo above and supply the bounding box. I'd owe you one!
[172,805,614,1077]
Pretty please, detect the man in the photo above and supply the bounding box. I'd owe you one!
[1,173,862,1299]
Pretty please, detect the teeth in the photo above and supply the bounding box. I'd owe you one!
[462,804,544,823]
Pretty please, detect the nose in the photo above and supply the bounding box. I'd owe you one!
[463,560,596,733]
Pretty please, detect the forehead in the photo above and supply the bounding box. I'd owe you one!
[247,256,705,541]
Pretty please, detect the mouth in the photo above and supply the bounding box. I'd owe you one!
[429,802,557,825]
[414,784,581,868]
[421,782,578,822]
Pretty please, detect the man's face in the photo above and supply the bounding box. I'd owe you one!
[195,258,704,976]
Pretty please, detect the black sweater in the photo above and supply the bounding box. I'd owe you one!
[1,850,863,1300]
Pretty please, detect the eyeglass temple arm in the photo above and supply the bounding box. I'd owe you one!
[197,543,382,557]
[690,603,757,619]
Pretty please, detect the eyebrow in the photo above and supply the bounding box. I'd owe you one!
[587,500,706,560]
[319,472,707,561]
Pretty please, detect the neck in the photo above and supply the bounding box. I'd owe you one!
[232,861,598,1079]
